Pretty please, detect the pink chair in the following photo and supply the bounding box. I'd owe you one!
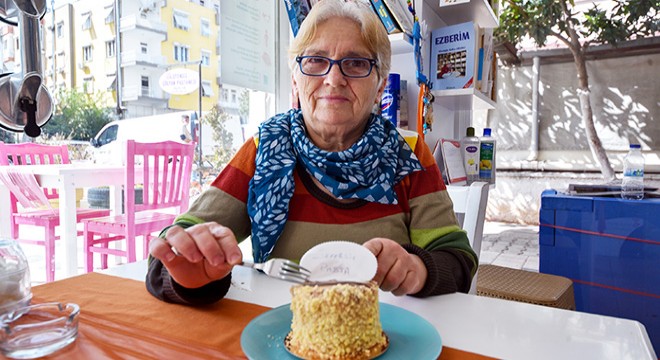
[82,140,194,271]
[0,142,110,282]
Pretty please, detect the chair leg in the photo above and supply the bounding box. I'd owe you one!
[101,241,109,270]
[11,221,19,240]
[83,227,94,273]
[143,235,151,260]
[128,235,136,264]
[45,224,56,283]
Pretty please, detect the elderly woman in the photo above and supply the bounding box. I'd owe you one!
[146,0,477,304]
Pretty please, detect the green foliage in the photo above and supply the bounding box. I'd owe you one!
[497,0,659,48]
[41,88,113,141]
[238,89,250,120]
[203,104,235,170]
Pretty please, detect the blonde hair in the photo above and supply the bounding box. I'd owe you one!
[288,0,391,80]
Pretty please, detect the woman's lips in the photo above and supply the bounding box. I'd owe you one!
[318,95,349,103]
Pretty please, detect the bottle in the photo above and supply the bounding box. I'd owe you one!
[461,127,480,185]
[479,128,496,185]
[0,238,32,314]
[621,144,644,200]
[380,73,400,127]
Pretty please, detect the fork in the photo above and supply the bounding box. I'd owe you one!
[240,259,311,284]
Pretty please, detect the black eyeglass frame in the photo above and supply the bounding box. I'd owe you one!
[295,55,378,78]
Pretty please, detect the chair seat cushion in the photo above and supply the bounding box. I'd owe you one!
[476,264,576,310]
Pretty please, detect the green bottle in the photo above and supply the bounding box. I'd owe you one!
[479,128,496,185]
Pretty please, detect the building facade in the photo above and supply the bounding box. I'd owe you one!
[30,0,225,119]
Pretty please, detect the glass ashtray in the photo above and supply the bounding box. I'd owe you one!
[0,303,80,359]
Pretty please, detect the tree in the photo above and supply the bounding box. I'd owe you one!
[42,88,113,140]
[238,89,250,125]
[497,0,658,181]
[203,104,235,170]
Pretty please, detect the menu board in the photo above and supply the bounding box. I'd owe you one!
[220,0,275,93]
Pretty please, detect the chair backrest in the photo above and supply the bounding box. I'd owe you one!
[446,181,489,294]
[0,143,70,167]
[0,143,70,208]
[0,169,55,211]
[124,140,194,219]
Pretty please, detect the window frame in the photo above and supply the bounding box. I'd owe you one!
[201,49,211,66]
[82,45,93,62]
[200,18,210,37]
[105,40,116,58]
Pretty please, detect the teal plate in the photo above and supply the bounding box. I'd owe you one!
[241,302,442,360]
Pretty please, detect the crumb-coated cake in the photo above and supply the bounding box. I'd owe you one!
[286,281,388,360]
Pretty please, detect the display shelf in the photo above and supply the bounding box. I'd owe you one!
[389,33,413,55]
[427,0,499,29]
[432,87,495,111]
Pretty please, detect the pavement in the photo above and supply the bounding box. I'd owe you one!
[480,221,540,272]
[13,221,540,287]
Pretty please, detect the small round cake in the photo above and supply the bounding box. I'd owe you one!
[286,281,388,360]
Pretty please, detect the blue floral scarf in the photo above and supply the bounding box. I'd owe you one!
[247,109,422,262]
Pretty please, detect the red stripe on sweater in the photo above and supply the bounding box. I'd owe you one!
[288,192,406,224]
[211,165,251,202]
[211,139,257,201]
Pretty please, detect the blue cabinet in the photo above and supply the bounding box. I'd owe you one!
[540,190,660,352]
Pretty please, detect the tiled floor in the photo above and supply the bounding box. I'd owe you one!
[480,222,540,272]
[13,221,540,286]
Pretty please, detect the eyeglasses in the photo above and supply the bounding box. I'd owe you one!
[296,55,378,78]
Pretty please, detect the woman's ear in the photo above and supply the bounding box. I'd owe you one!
[291,74,300,109]
[376,77,387,103]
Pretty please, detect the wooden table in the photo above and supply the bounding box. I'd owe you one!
[21,263,658,359]
[26,273,489,359]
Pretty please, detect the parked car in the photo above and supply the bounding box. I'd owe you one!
[89,111,213,164]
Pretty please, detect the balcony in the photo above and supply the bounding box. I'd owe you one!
[120,14,167,36]
[122,85,169,102]
[120,50,167,68]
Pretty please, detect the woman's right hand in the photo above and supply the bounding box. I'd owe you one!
[149,222,243,289]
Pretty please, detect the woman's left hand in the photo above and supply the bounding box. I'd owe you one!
[363,238,427,296]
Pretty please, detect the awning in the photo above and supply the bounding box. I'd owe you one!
[105,7,114,24]
[201,82,214,97]
[81,13,92,30]
[107,75,116,91]
[173,13,192,29]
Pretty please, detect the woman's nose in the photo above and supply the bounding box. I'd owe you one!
[323,63,348,86]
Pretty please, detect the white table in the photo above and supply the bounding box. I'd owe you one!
[0,163,125,277]
[103,260,658,360]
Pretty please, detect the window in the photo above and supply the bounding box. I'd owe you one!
[141,76,150,96]
[174,44,189,62]
[201,81,214,97]
[231,89,237,103]
[105,6,114,24]
[83,45,93,62]
[201,18,210,37]
[172,11,191,31]
[56,22,63,38]
[107,73,117,91]
[222,88,228,102]
[81,12,92,30]
[97,124,118,146]
[105,40,115,58]
[140,42,148,54]
[83,77,94,93]
[201,50,210,66]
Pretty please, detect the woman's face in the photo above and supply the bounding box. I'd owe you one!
[292,17,386,151]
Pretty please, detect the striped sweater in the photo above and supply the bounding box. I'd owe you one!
[146,129,478,304]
